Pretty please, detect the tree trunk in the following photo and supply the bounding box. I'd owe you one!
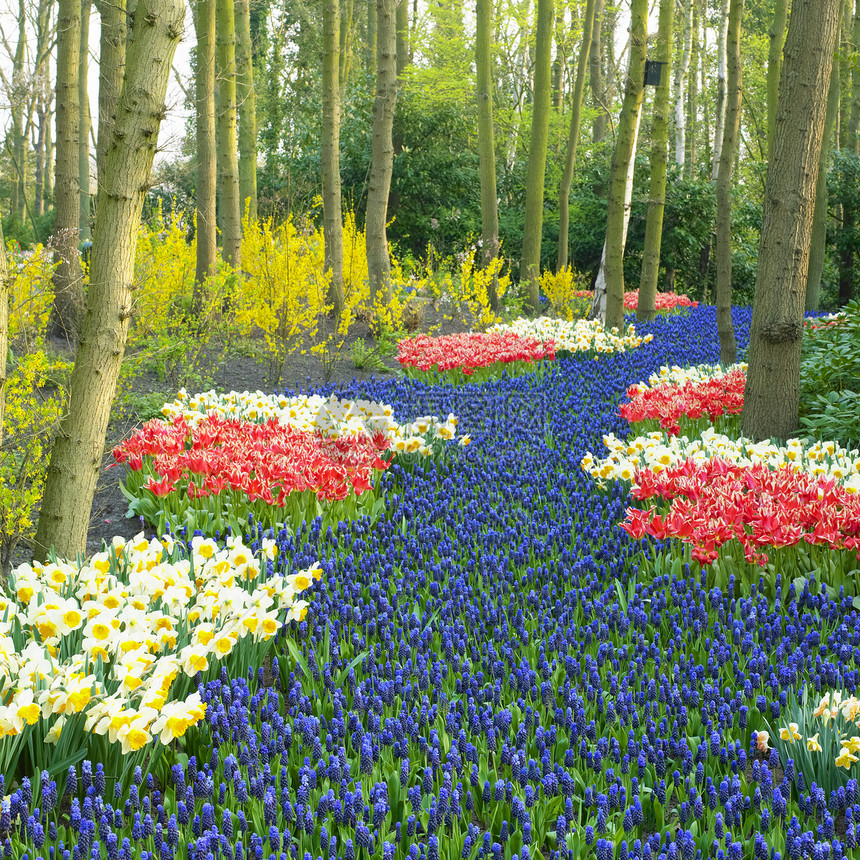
[637,0,673,322]
[340,0,356,100]
[34,0,184,562]
[95,0,127,199]
[685,2,699,176]
[79,0,92,242]
[366,0,397,310]
[506,0,532,169]
[715,0,742,364]
[50,0,83,340]
[850,0,860,153]
[806,47,840,311]
[34,0,54,220]
[742,0,842,442]
[557,0,597,273]
[589,0,606,143]
[520,0,554,315]
[217,0,242,268]
[194,0,217,312]
[601,0,647,331]
[366,0,377,74]
[712,0,728,179]
[840,0,854,148]
[551,4,564,110]
[235,0,258,224]
[396,0,409,75]
[674,0,693,168]
[476,0,500,312]
[10,0,27,223]
[766,0,789,159]
[323,0,345,318]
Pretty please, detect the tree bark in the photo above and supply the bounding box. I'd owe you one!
[78,0,92,242]
[366,0,377,75]
[34,0,184,562]
[10,0,27,223]
[323,0,345,318]
[589,0,606,143]
[476,0,500,312]
[95,0,127,199]
[715,0,742,364]
[396,0,409,75]
[766,0,789,159]
[366,0,397,310]
[712,0,728,179]
[217,0,242,268]
[520,0,554,315]
[840,0,854,148]
[806,51,840,311]
[637,0,673,322]
[850,0,860,153]
[742,0,842,442]
[50,0,83,340]
[34,1,54,218]
[340,0,356,100]
[685,2,699,176]
[557,0,597,273]
[235,0,258,224]
[194,0,217,312]
[674,0,693,167]
[602,0,647,331]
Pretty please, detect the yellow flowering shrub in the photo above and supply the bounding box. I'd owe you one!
[539,266,591,321]
[6,243,56,351]
[432,247,509,330]
[0,533,317,782]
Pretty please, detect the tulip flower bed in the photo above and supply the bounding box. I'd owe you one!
[7,305,860,860]
[574,290,699,312]
[397,331,555,383]
[0,532,314,787]
[490,317,653,357]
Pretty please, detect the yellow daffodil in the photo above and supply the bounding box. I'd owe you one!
[807,733,822,752]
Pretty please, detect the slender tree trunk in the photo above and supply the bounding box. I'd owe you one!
[323,0,345,318]
[850,0,860,153]
[95,0,127,199]
[715,0,742,364]
[551,4,564,110]
[712,0,729,179]
[506,0,533,169]
[366,0,377,74]
[637,0,674,322]
[589,0,606,143]
[806,53,840,311]
[217,0,242,268]
[340,0,355,100]
[194,0,217,312]
[10,0,27,222]
[45,113,54,202]
[78,0,92,242]
[396,0,409,74]
[34,104,46,218]
[366,0,397,310]
[742,0,842,442]
[476,0,500,312]
[34,0,184,562]
[521,0,554,315]
[50,0,83,340]
[686,2,699,176]
[674,0,693,168]
[840,0,854,148]
[601,0,647,330]
[235,0,257,224]
[766,0,788,158]
[557,0,597,272]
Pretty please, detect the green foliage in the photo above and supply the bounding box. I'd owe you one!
[351,338,388,373]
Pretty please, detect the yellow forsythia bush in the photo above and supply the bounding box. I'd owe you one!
[540,266,591,321]
[6,243,56,351]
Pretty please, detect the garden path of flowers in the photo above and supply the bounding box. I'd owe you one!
[6,305,860,860]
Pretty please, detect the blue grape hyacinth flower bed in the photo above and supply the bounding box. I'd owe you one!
[6,306,860,860]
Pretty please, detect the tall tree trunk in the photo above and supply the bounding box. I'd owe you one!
[45,112,54,202]
[742,0,842,442]
[50,0,83,340]
[79,0,92,242]
[323,0,345,318]
[712,0,729,179]
[806,51,840,311]
[601,0,647,331]
[551,4,564,110]
[366,0,397,310]
[851,0,860,153]
[674,0,693,167]
[715,0,742,364]
[637,0,674,322]
[589,0,606,143]
[557,0,596,272]
[476,0,500,312]
[520,0,554,315]
[395,0,409,74]
[840,0,854,148]
[366,0,377,74]
[685,2,699,176]
[10,0,27,222]
[217,0,242,268]
[766,0,789,159]
[194,0,217,312]
[340,0,356,100]
[34,0,184,562]
[235,0,258,224]
[506,0,532,169]
[95,0,127,199]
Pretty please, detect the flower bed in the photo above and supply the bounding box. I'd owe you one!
[0,533,314,785]
[575,289,698,312]
[397,331,555,383]
[489,316,653,356]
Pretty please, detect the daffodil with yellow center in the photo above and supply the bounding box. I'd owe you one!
[836,747,859,769]
[806,733,822,752]
[779,723,802,742]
